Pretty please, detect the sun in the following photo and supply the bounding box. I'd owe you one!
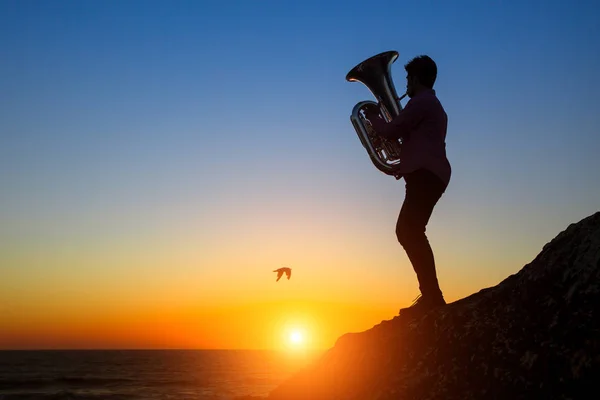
[277,317,317,352]
[283,328,308,351]
[289,331,303,345]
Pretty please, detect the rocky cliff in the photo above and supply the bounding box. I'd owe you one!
[268,212,600,400]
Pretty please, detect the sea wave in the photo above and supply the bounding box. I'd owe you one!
[0,392,135,400]
[0,350,301,400]
[0,377,136,390]
[0,393,268,400]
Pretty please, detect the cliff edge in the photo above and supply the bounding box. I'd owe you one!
[268,211,600,400]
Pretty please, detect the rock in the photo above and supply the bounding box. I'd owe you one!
[268,211,600,400]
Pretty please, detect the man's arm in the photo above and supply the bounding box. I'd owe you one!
[367,97,426,140]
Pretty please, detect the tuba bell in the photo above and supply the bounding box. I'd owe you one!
[346,50,407,178]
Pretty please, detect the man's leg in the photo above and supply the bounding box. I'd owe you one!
[396,169,447,305]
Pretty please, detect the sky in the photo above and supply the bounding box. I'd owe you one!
[1,0,599,351]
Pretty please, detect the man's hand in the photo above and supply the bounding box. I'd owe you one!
[363,104,382,122]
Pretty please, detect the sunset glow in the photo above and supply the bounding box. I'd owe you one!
[2,1,599,352]
[290,331,303,345]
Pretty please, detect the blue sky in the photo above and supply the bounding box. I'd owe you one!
[1,0,600,317]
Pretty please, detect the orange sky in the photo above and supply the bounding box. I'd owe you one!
[1,232,534,351]
[1,291,396,351]
[1,179,587,351]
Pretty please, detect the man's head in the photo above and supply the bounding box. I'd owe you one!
[404,55,437,98]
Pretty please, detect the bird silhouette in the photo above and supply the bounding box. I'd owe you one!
[273,267,292,282]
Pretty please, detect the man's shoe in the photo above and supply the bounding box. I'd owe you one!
[399,294,446,319]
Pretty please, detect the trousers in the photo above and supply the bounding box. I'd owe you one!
[396,168,447,299]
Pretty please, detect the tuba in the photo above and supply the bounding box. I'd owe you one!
[346,50,407,178]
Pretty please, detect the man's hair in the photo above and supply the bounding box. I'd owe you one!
[404,55,437,88]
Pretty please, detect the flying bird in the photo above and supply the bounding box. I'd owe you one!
[273,267,292,282]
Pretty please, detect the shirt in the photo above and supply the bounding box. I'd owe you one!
[371,89,451,186]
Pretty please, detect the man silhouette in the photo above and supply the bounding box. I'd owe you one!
[365,55,451,318]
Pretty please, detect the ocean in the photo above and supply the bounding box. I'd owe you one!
[0,350,320,400]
